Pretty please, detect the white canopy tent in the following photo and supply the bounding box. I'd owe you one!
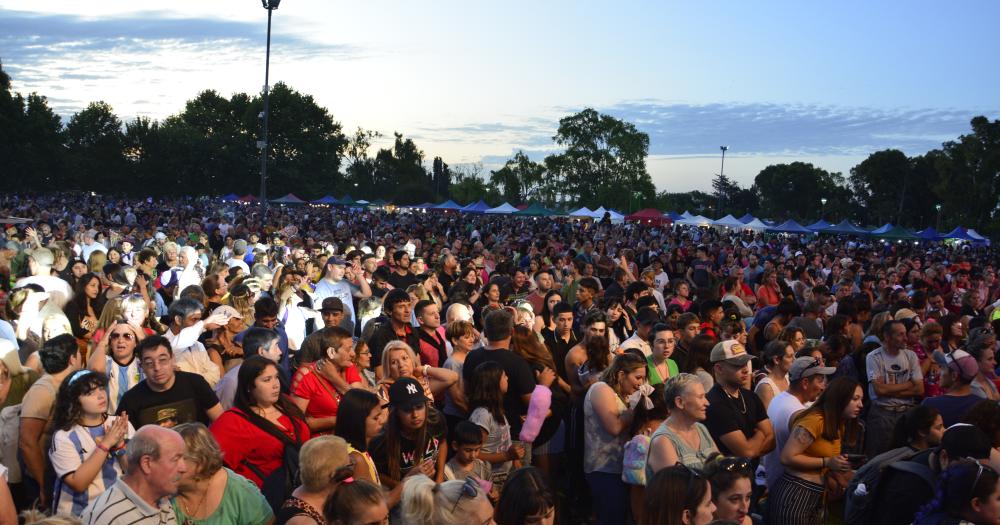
[568,206,594,218]
[712,215,746,229]
[677,215,712,227]
[485,202,519,214]
[590,206,625,223]
[742,219,771,232]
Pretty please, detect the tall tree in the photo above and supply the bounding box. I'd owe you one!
[752,162,846,221]
[711,173,741,215]
[431,157,452,200]
[64,101,126,191]
[934,116,1000,232]
[489,151,545,204]
[849,149,913,225]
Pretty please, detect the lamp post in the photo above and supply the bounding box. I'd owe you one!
[258,0,281,202]
[820,197,827,220]
[935,204,942,230]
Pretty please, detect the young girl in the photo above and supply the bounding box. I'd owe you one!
[49,369,135,515]
[467,361,524,488]
[622,383,669,524]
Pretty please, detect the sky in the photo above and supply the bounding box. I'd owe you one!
[2,0,999,193]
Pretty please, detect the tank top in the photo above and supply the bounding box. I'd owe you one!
[645,421,717,480]
[583,382,626,474]
[348,445,380,485]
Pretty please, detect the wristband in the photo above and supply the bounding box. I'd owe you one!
[97,442,111,453]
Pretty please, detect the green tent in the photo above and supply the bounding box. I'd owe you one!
[512,203,557,216]
[875,225,919,241]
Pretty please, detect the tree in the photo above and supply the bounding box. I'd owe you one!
[654,191,715,216]
[543,108,655,210]
[711,173,741,215]
[752,162,846,221]
[849,149,914,225]
[370,132,433,204]
[489,151,545,204]
[934,116,1000,233]
[344,127,381,198]
[64,101,126,191]
[449,163,491,204]
[431,157,452,200]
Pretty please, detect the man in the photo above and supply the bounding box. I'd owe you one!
[763,356,835,490]
[865,320,923,456]
[437,253,459,292]
[225,239,250,275]
[163,298,223,387]
[80,230,107,262]
[572,277,601,334]
[415,300,448,368]
[542,301,578,381]
[560,260,586,305]
[237,297,293,376]
[118,335,223,428]
[312,256,372,334]
[565,310,610,397]
[15,247,73,307]
[81,425,188,525]
[215,328,284,409]
[786,299,825,340]
[619,307,659,357]
[872,424,992,525]
[366,289,420,378]
[387,250,417,290]
[704,340,775,462]
[687,245,714,295]
[622,281,651,325]
[673,312,700,372]
[87,322,145,414]
[19,334,81,509]
[698,299,725,341]
[297,297,345,364]
[524,270,554,315]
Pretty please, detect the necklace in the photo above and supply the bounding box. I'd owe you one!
[181,485,208,522]
[725,387,747,414]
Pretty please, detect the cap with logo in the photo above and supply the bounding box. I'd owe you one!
[788,357,836,381]
[387,377,429,410]
[320,297,344,313]
[709,340,753,366]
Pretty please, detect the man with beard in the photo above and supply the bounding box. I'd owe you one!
[525,269,555,314]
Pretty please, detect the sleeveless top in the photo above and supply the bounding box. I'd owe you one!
[645,355,679,386]
[275,496,323,525]
[583,382,626,474]
[645,421,717,480]
[348,444,380,485]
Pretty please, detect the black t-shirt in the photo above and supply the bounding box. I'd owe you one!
[366,321,420,371]
[463,347,536,436]
[542,328,578,382]
[369,409,447,480]
[387,271,417,291]
[437,271,456,294]
[117,371,220,429]
[690,258,713,288]
[704,384,768,457]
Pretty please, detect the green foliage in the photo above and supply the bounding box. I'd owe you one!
[489,151,545,204]
[752,162,849,221]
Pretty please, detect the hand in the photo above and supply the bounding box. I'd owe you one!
[101,414,129,449]
[418,458,436,477]
[203,313,229,329]
[826,454,851,471]
[97,327,113,348]
[506,444,525,460]
[24,226,38,240]
[536,366,556,388]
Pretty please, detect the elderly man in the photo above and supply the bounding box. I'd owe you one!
[14,247,73,308]
[81,425,188,525]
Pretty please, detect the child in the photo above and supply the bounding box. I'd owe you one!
[621,383,669,523]
[467,361,524,488]
[49,370,135,515]
[443,420,493,483]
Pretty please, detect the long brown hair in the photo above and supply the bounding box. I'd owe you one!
[382,404,442,481]
[790,376,862,445]
[511,325,556,370]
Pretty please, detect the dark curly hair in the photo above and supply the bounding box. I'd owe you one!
[52,370,109,431]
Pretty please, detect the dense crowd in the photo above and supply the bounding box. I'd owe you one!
[1,192,1000,525]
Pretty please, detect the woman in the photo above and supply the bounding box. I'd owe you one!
[172,422,273,525]
[914,459,1000,525]
[204,305,247,370]
[474,281,503,329]
[967,337,1000,400]
[400,474,495,525]
[888,405,944,452]
[495,467,556,525]
[755,340,794,410]
[64,273,104,341]
[376,340,458,403]
[704,454,754,525]
[646,324,678,386]
[352,339,378,391]
[203,274,228,311]
[323,478,389,525]
[512,324,570,395]
[449,267,482,305]
[176,245,206,300]
[915,322,945,397]
[939,314,965,353]
[86,320,145,414]
[777,326,807,354]
[535,290,563,335]
[334,389,386,484]
[290,327,362,434]
[769,376,864,525]
[583,352,647,525]
[211,355,310,508]
[667,281,693,313]
[641,465,716,525]
[49,370,134,515]
[106,247,122,266]
[756,270,783,310]
[647,373,718,475]
[684,334,717,390]
[277,435,352,525]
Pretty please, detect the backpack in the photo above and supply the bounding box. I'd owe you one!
[844,446,933,524]
[232,409,303,513]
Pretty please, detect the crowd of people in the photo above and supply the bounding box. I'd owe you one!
[1,192,999,525]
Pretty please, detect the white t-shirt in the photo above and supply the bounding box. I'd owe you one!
[50,417,136,515]
[866,347,923,408]
[14,275,74,308]
[763,390,807,489]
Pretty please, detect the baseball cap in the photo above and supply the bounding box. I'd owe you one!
[387,377,429,410]
[709,340,753,366]
[327,257,348,266]
[154,232,167,241]
[320,297,344,313]
[942,349,980,383]
[788,357,836,381]
[941,423,992,460]
[211,305,243,320]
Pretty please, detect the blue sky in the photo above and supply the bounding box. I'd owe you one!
[2,0,998,192]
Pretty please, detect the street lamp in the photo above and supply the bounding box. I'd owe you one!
[820,197,827,220]
[935,204,942,230]
[258,0,282,202]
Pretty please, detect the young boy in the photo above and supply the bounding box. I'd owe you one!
[443,420,493,483]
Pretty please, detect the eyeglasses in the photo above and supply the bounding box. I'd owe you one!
[110,332,135,340]
[450,476,480,513]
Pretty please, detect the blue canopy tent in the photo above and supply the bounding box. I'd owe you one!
[221,193,240,201]
[806,219,832,232]
[916,227,942,241]
[433,200,464,211]
[338,194,357,206]
[768,220,814,234]
[869,223,894,235]
[311,195,340,205]
[738,213,757,224]
[460,200,492,214]
[967,229,990,245]
[942,227,976,241]
[823,220,870,236]
[664,211,683,221]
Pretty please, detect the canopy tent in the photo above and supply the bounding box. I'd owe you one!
[942,227,977,241]
[663,211,683,221]
[869,223,894,235]
[676,215,713,227]
[712,215,746,228]
[432,200,464,211]
[768,220,814,234]
[823,220,870,236]
[680,211,694,219]
[743,219,770,231]
[513,203,558,216]
[966,229,990,244]
[460,200,492,214]
[369,198,388,206]
[625,208,670,225]
[916,227,942,240]
[355,199,370,205]
[568,206,594,218]
[220,193,240,201]
[738,213,757,224]
[404,202,437,209]
[485,202,519,214]
[875,226,918,241]
[590,207,625,223]
[237,194,258,202]
[311,195,340,205]
[270,193,305,205]
[337,194,357,206]
[806,219,832,232]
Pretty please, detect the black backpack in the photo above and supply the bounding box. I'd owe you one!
[844,447,934,524]
[233,409,303,513]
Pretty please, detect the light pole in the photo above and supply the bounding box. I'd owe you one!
[718,146,728,214]
[821,197,827,220]
[935,204,942,230]
[258,0,281,202]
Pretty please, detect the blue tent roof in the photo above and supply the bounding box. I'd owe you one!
[460,199,492,213]
[824,220,870,236]
[806,219,832,232]
[768,220,814,234]
[221,193,240,201]
[738,213,757,224]
[433,200,464,210]
[942,227,976,241]
[916,227,942,240]
[663,211,683,221]
[338,194,357,205]
[311,195,340,205]
[869,223,894,235]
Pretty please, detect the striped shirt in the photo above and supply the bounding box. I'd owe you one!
[81,479,176,525]
[50,419,134,515]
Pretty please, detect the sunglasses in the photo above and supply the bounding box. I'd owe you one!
[710,456,752,475]
[450,476,480,513]
[110,332,136,340]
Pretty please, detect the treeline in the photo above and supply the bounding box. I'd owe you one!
[1,62,997,233]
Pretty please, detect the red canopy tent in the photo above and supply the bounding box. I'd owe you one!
[237,194,258,203]
[625,208,671,225]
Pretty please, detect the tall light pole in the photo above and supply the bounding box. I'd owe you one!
[258,0,281,202]
[935,203,942,230]
[821,197,827,220]
[717,146,728,215]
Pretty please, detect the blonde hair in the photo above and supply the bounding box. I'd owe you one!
[96,297,125,332]
[401,474,488,525]
[174,423,224,480]
[381,340,420,378]
[406,284,430,302]
[299,435,349,492]
[87,250,107,273]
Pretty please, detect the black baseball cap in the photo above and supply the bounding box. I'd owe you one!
[387,377,429,410]
[941,424,991,460]
[320,297,344,313]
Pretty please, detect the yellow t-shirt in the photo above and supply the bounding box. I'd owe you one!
[794,410,841,475]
